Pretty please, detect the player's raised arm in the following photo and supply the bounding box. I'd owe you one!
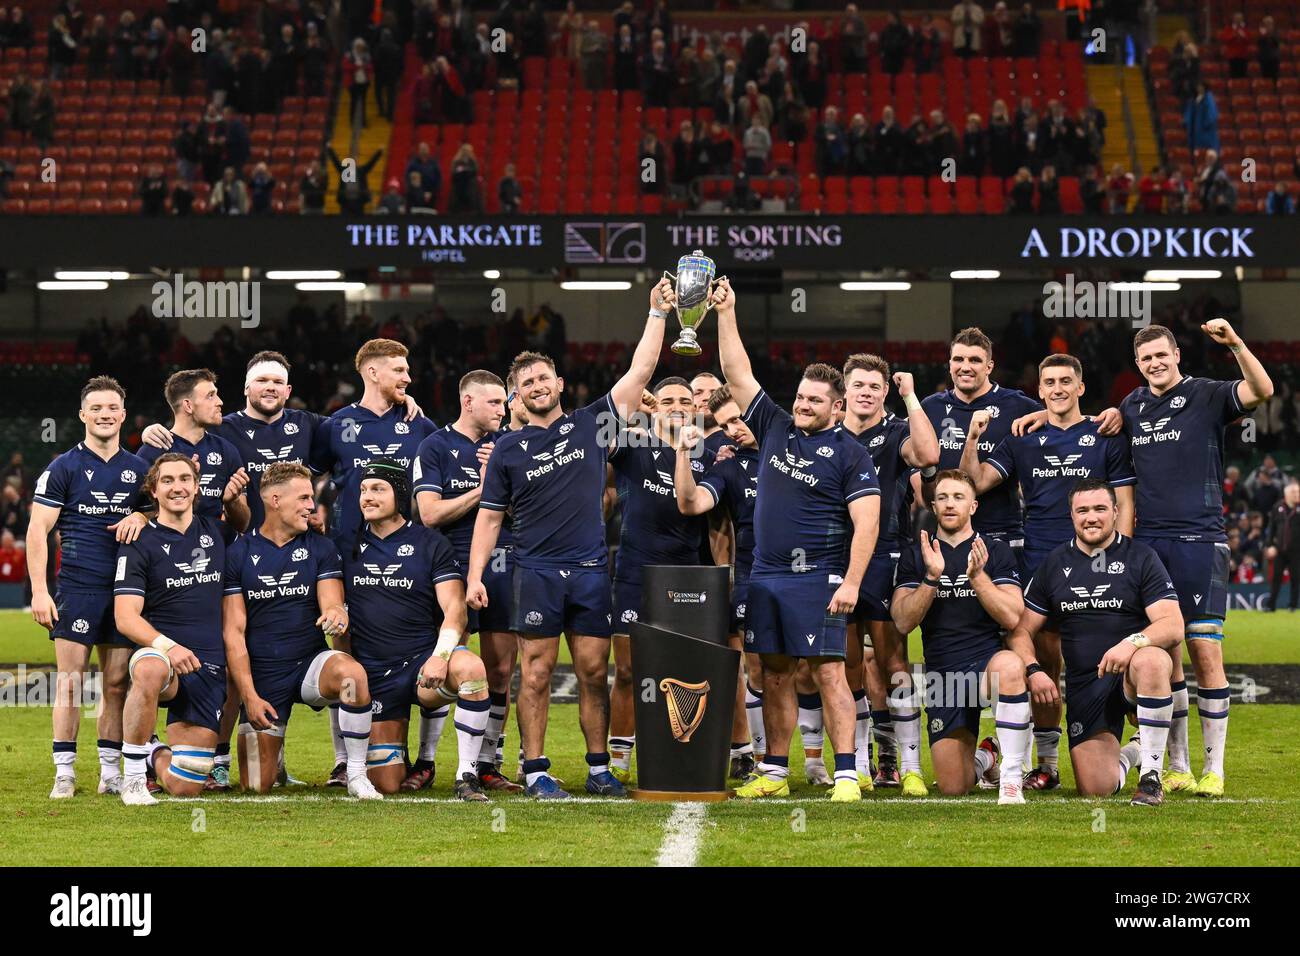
[958,410,1004,493]
[895,372,940,468]
[1202,318,1274,409]
[674,424,718,516]
[714,278,760,412]
[966,535,1023,630]
[890,530,944,634]
[609,277,675,421]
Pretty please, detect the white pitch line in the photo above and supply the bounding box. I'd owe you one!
[121,794,1299,807]
[655,803,708,867]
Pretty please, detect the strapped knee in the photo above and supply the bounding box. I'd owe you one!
[128,646,173,686]
[458,677,488,696]
[238,720,286,739]
[1186,619,1224,642]
[366,742,405,768]
[167,745,215,784]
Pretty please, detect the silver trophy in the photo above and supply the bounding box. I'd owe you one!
[664,250,726,356]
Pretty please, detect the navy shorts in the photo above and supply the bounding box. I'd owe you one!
[245,647,331,722]
[362,649,437,724]
[51,587,131,647]
[612,577,641,632]
[924,650,996,745]
[856,551,900,625]
[166,660,227,733]
[730,574,750,636]
[1065,671,1136,748]
[511,565,612,639]
[745,573,848,659]
[1138,536,1230,627]
[469,548,515,634]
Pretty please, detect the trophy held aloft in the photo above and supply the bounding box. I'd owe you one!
[664,250,726,357]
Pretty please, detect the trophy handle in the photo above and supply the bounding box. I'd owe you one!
[663,270,678,283]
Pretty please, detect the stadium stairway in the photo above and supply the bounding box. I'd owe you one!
[1086,64,1131,173]
[325,75,393,214]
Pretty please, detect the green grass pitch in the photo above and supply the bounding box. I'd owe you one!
[1,609,1297,867]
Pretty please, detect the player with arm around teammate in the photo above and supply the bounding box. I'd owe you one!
[222,462,380,799]
[890,470,1028,802]
[1007,479,1184,806]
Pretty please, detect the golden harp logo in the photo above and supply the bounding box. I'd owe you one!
[660,678,710,743]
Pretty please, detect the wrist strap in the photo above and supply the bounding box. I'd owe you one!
[151,635,176,653]
[903,393,922,413]
[922,576,941,588]
[1025,662,1044,678]
[434,627,461,661]
[648,308,668,319]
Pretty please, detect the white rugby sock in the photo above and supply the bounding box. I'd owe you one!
[1033,727,1061,772]
[1116,740,1140,793]
[418,705,450,763]
[329,706,348,765]
[888,679,922,774]
[745,684,766,755]
[337,702,373,782]
[1136,694,1173,777]
[123,742,150,780]
[479,691,508,767]
[52,740,76,779]
[453,697,491,778]
[797,693,823,754]
[1167,680,1191,773]
[870,707,896,764]
[995,693,1032,787]
[973,746,994,779]
[609,736,634,772]
[852,689,871,774]
[1197,686,1230,778]
[96,738,122,780]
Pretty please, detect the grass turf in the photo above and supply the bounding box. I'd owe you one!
[1,610,1298,866]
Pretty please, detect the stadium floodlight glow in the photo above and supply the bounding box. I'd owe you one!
[38,280,109,291]
[266,270,344,281]
[1109,281,1181,293]
[949,270,1001,280]
[483,269,501,280]
[294,281,366,292]
[560,281,633,291]
[1142,270,1222,282]
[53,270,129,281]
[839,281,912,291]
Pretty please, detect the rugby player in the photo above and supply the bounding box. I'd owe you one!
[312,339,440,790]
[606,375,709,782]
[959,353,1136,791]
[1009,479,1184,806]
[222,463,380,799]
[467,280,674,799]
[674,384,763,778]
[344,460,492,800]
[715,279,882,803]
[414,371,523,793]
[114,454,231,806]
[29,376,150,798]
[841,353,940,790]
[1119,322,1272,797]
[891,471,1026,801]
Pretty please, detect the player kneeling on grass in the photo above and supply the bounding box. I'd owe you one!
[890,471,1028,802]
[1007,479,1183,807]
[222,463,381,800]
[114,454,231,806]
[344,460,492,801]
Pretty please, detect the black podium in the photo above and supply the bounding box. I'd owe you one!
[629,566,739,802]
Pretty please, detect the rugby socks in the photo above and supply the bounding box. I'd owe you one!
[522,757,551,788]
[852,689,871,775]
[609,736,635,773]
[973,745,995,779]
[745,684,766,756]
[870,707,897,765]
[123,741,150,781]
[833,752,856,785]
[329,706,348,766]
[1116,740,1140,793]
[995,692,1032,787]
[1033,727,1061,773]
[1197,685,1231,778]
[585,751,611,777]
[97,738,123,781]
[453,697,491,778]
[730,741,754,759]
[417,704,450,763]
[888,677,923,774]
[52,740,76,779]
[214,741,231,772]
[1136,695,1173,777]
[757,754,789,781]
[1167,680,1191,774]
[336,701,373,782]
[797,692,823,754]
[478,691,509,769]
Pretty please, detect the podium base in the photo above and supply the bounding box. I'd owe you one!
[629,788,732,803]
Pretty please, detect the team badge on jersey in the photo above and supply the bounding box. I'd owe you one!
[817,446,834,457]
[206,452,223,465]
[1170,396,1186,409]
[292,547,308,561]
[394,421,410,434]
[120,469,137,483]
[397,544,415,556]
[1078,434,1096,446]
[560,423,574,435]
[283,422,299,435]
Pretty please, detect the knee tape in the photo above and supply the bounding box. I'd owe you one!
[128,646,173,686]
[458,677,489,696]
[434,684,459,703]
[366,742,405,767]
[1186,619,1224,642]
[167,745,215,783]
[238,720,286,739]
